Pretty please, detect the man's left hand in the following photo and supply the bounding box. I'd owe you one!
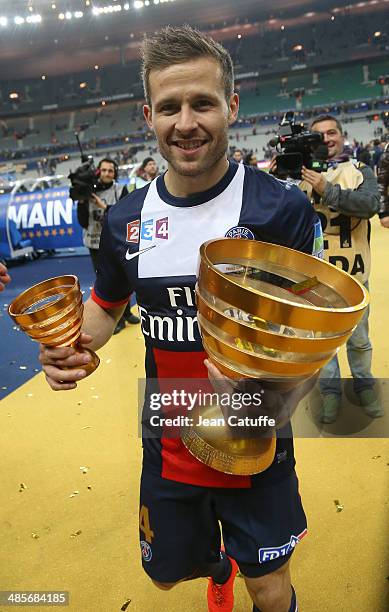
[301,166,328,196]
[0,262,11,292]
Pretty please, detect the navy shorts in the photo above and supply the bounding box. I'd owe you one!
[139,468,307,582]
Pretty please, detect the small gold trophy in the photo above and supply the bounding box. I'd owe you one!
[8,275,99,377]
[181,238,369,475]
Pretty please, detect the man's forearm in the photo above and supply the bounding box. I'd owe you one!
[322,167,379,218]
[81,297,125,350]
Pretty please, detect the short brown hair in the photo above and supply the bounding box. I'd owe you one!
[141,24,234,106]
[311,114,343,134]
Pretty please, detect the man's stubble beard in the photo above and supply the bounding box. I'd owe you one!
[158,131,229,178]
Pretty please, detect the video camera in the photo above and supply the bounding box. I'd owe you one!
[269,112,329,179]
[68,134,99,201]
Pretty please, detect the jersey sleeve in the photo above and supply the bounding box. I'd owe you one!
[91,212,133,309]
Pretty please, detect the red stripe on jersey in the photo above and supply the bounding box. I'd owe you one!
[91,287,130,309]
[152,347,251,488]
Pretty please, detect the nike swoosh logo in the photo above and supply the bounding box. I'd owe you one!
[125,244,156,261]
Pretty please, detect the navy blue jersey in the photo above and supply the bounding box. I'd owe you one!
[92,162,321,488]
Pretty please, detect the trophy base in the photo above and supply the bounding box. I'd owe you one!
[65,348,100,378]
[181,404,276,476]
[82,349,100,377]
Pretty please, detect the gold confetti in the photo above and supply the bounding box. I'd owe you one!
[90,386,96,390]
[81,426,92,430]
[334,499,344,512]
[70,530,82,538]
[77,401,82,405]
[80,466,90,474]
[91,395,99,399]
[87,486,92,490]
[288,276,319,295]
[26,393,34,398]
[19,483,27,492]
[121,599,131,611]
[372,455,381,459]
[105,358,112,364]
[69,491,79,498]
[31,533,39,539]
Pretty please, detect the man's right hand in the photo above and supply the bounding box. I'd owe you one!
[39,333,93,391]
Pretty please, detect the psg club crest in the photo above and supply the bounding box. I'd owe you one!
[140,540,152,562]
[225,225,254,240]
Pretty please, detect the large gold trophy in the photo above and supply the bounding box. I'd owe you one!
[181,238,369,476]
[8,275,99,377]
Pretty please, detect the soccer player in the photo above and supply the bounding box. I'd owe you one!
[40,26,323,612]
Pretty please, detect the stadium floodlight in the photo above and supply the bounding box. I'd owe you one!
[14,16,25,24]
[0,17,7,26]
[58,12,65,19]
[134,1,144,8]
[26,14,42,24]
[65,11,72,19]
[92,7,100,15]
[124,2,130,8]
[74,11,84,18]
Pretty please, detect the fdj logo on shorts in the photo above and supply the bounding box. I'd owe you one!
[225,226,255,240]
[127,217,169,244]
[140,540,153,562]
[258,529,307,563]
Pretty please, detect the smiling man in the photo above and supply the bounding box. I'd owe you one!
[39,26,323,612]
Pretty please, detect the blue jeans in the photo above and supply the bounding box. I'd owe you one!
[319,282,374,396]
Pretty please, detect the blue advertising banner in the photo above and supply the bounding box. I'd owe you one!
[5,187,83,250]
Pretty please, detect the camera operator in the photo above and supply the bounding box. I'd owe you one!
[299,115,381,422]
[75,157,140,330]
[377,142,389,228]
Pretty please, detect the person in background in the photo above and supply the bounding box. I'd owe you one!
[76,158,140,332]
[231,148,243,163]
[377,142,389,228]
[244,152,258,167]
[129,157,159,191]
[300,115,381,422]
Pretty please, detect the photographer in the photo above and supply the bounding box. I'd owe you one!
[74,157,140,329]
[377,142,389,228]
[76,158,127,269]
[299,115,381,422]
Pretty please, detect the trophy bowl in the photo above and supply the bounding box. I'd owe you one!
[181,238,369,475]
[8,275,99,378]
